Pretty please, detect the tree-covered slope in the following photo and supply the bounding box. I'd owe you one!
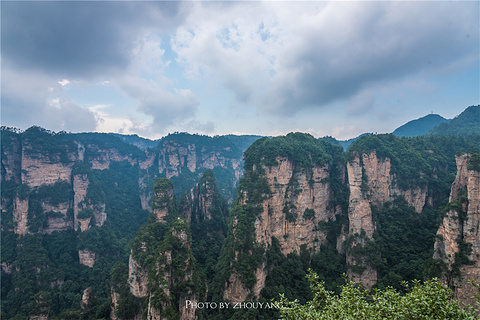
[392,114,449,137]
[427,105,480,136]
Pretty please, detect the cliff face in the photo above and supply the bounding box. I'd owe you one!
[222,134,347,302]
[187,169,225,223]
[158,140,242,184]
[346,153,377,289]
[152,226,198,320]
[128,253,148,298]
[255,156,338,255]
[4,142,108,235]
[156,136,245,202]
[152,179,175,222]
[346,151,431,289]
[434,154,480,307]
[1,133,22,184]
[78,249,96,267]
[42,202,72,233]
[2,129,247,238]
[13,197,29,236]
[87,145,137,170]
[21,153,75,189]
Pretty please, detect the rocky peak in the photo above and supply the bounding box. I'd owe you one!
[152,178,175,222]
[346,152,377,289]
[81,287,93,311]
[187,169,219,224]
[127,217,201,320]
[222,133,346,301]
[434,153,480,307]
[346,149,432,289]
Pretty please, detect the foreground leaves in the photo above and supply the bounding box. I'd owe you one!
[276,270,479,320]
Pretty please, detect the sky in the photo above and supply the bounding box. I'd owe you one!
[1,1,479,140]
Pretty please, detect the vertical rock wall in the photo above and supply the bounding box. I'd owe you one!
[346,151,430,289]
[13,197,29,236]
[434,154,480,307]
[225,155,343,301]
[346,154,377,289]
[73,174,89,231]
[255,156,338,254]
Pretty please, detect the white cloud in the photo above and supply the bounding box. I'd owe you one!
[332,126,362,140]
[89,104,138,134]
[58,79,70,86]
[171,2,276,103]
[113,34,202,135]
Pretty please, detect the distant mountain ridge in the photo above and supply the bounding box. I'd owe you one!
[427,105,479,136]
[324,105,478,150]
[392,114,449,137]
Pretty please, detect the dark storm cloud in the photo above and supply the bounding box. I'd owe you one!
[1,1,185,78]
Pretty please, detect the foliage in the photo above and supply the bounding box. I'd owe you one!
[89,161,149,241]
[159,132,243,159]
[283,202,297,222]
[157,133,245,200]
[36,181,72,206]
[427,105,480,136]
[110,261,146,319]
[223,134,264,152]
[303,208,315,220]
[370,198,440,291]
[276,270,479,320]
[153,177,175,210]
[243,133,335,172]
[76,208,93,220]
[0,231,104,319]
[124,180,207,319]
[220,204,266,290]
[74,132,147,160]
[213,132,348,306]
[236,168,271,205]
[440,191,475,277]
[16,183,30,201]
[21,126,77,164]
[467,152,480,172]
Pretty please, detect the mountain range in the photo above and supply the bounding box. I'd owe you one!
[0,105,478,319]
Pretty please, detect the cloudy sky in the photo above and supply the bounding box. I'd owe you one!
[2,1,478,140]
